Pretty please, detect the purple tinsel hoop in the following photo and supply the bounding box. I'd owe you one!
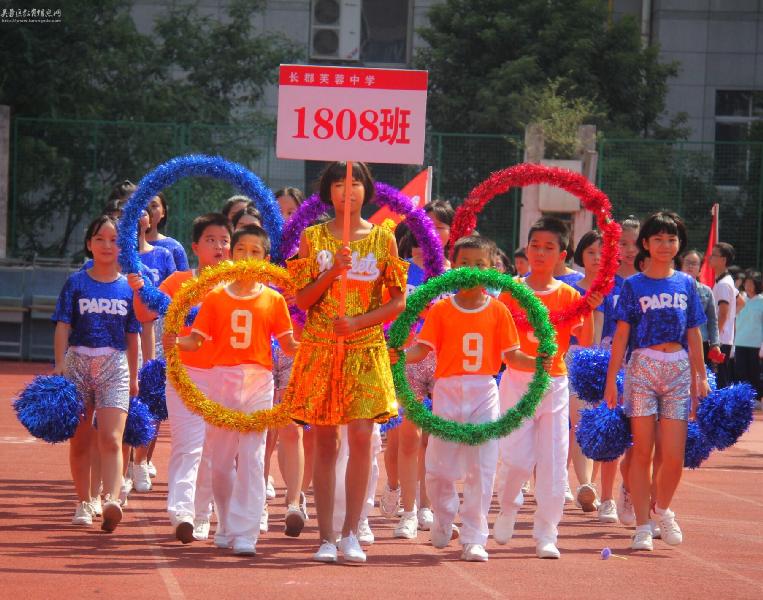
[279,181,446,281]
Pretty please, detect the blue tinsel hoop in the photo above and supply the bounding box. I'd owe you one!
[118,155,284,314]
[123,397,158,447]
[14,375,84,443]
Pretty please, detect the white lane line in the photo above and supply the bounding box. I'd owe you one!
[682,480,763,508]
[672,545,763,592]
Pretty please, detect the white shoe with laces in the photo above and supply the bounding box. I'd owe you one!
[598,499,618,523]
[462,543,489,562]
[266,476,276,500]
[72,501,93,526]
[521,480,532,495]
[299,491,309,520]
[147,461,157,478]
[134,461,152,492]
[88,496,102,517]
[357,519,374,545]
[417,507,434,531]
[563,482,574,503]
[260,506,269,534]
[284,505,305,537]
[617,484,636,526]
[232,538,256,556]
[313,541,338,563]
[631,528,654,551]
[649,519,662,539]
[380,484,401,519]
[394,512,418,539]
[120,477,133,507]
[657,509,682,545]
[193,518,211,541]
[536,539,561,559]
[339,533,367,563]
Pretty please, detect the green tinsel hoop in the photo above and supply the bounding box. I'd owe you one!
[388,268,557,445]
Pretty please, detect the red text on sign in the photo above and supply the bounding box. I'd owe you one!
[292,107,411,145]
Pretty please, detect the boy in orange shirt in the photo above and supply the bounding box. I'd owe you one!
[168,225,299,556]
[391,235,543,562]
[130,213,231,544]
[494,217,600,559]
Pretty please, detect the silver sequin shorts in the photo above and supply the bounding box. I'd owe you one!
[406,350,436,400]
[65,348,130,413]
[623,348,691,421]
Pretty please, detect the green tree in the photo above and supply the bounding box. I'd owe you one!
[416,0,678,137]
[0,0,301,257]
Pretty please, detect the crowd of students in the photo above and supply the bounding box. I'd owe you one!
[49,162,762,562]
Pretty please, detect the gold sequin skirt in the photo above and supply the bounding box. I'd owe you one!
[284,335,398,426]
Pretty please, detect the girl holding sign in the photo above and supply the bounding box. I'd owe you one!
[283,161,407,563]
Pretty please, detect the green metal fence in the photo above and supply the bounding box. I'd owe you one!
[8,116,763,269]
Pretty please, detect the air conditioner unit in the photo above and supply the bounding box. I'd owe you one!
[310,0,361,61]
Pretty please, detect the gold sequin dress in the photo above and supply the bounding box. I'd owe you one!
[284,223,408,425]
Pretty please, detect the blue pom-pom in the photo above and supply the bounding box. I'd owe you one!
[123,397,157,447]
[697,382,756,450]
[138,358,167,421]
[684,421,713,469]
[568,347,619,404]
[706,368,717,392]
[575,402,632,462]
[184,305,200,327]
[13,375,84,443]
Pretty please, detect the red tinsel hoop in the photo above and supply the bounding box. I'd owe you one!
[451,163,621,330]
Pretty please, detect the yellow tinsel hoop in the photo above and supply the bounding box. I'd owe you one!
[164,259,295,432]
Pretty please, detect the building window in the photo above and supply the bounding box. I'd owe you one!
[714,90,763,186]
[360,0,409,65]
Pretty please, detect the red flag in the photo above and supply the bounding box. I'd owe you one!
[368,167,431,225]
[700,203,719,287]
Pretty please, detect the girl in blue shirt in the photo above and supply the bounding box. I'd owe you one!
[604,211,709,552]
[146,192,190,271]
[53,215,141,533]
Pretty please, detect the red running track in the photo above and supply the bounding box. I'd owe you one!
[2,361,762,599]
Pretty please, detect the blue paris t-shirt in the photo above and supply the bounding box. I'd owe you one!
[52,271,141,350]
[140,245,176,286]
[601,274,625,340]
[569,280,609,346]
[614,271,706,351]
[153,236,190,271]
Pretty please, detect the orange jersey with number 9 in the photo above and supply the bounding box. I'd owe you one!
[417,296,520,379]
[191,284,292,368]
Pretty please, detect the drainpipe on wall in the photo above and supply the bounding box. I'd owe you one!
[641,0,652,47]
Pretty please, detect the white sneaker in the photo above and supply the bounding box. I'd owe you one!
[147,461,157,478]
[649,519,662,539]
[299,491,309,520]
[260,506,269,534]
[598,499,618,523]
[462,543,489,562]
[417,507,434,531]
[284,505,305,537]
[214,534,231,549]
[134,461,152,492]
[521,480,532,495]
[536,539,561,559]
[379,484,401,518]
[631,529,654,551]
[313,541,338,563]
[119,477,133,507]
[431,523,459,549]
[88,496,102,517]
[493,512,516,545]
[564,482,574,503]
[576,483,599,513]
[339,533,367,563]
[232,538,256,556]
[266,476,276,500]
[394,512,418,539]
[101,498,123,532]
[175,517,195,544]
[72,501,93,526]
[657,509,682,546]
[193,518,211,541]
[357,519,375,546]
[617,484,636,526]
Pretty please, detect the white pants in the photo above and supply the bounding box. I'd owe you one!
[166,366,214,525]
[426,375,500,546]
[497,370,569,544]
[205,365,273,545]
[333,423,382,535]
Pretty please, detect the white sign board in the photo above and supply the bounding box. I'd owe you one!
[276,65,428,165]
